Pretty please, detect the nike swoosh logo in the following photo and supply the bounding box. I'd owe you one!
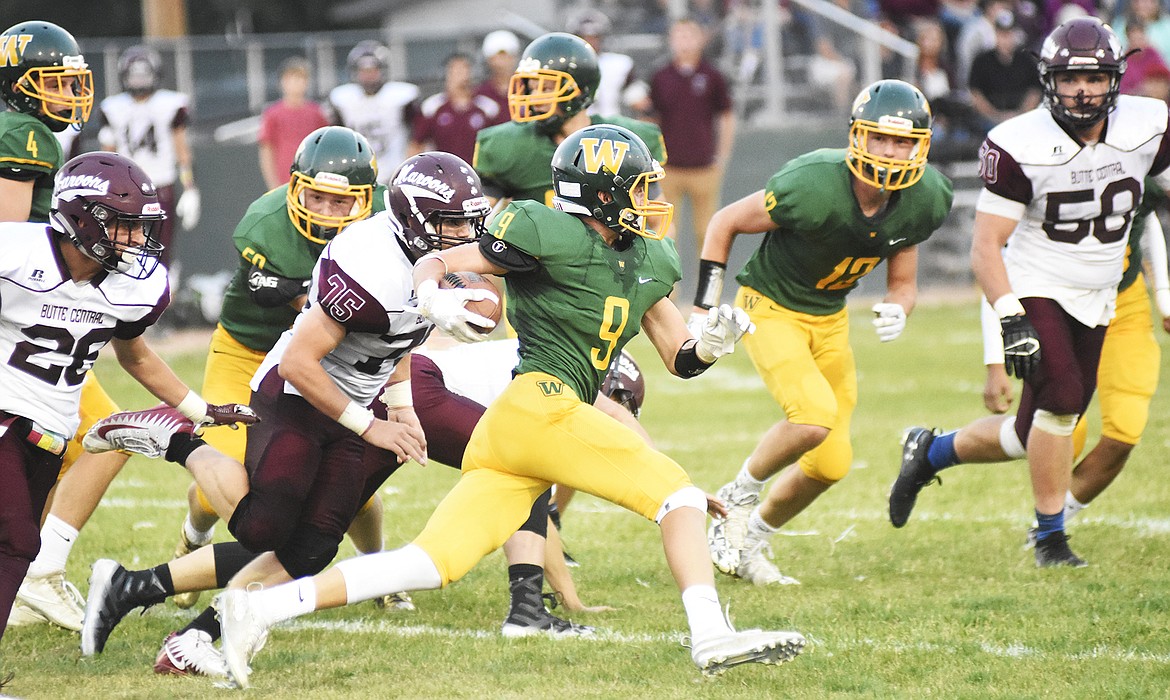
[888,238,907,246]
[638,277,654,284]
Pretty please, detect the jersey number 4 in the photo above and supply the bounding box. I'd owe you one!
[8,325,114,387]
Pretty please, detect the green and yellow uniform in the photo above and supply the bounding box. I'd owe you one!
[473,115,666,207]
[413,201,688,584]
[0,110,62,223]
[735,149,952,483]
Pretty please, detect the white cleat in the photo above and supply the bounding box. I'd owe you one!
[153,629,229,678]
[7,600,49,627]
[375,591,416,612]
[709,481,759,576]
[215,589,269,689]
[691,629,806,676]
[16,569,85,631]
[737,541,800,586]
[83,405,196,458]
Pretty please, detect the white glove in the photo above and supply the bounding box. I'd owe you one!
[411,278,497,344]
[691,304,755,362]
[872,302,906,343]
[175,188,201,230]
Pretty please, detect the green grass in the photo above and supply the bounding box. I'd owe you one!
[5,297,1170,699]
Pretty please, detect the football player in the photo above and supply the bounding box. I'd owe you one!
[888,17,1170,567]
[0,152,254,645]
[328,40,418,184]
[99,45,200,273]
[213,125,805,687]
[701,80,953,585]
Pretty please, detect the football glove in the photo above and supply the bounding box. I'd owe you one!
[1001,314,1041,379]
[175,188,201,230]
[871,302,907,342]
[689,304,755,363]
[204,403,260,429]
[411,278,497,344]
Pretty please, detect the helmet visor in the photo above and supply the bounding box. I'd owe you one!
[286,172,374,244]
[18,62,94,127]
[508,67,580,122]
[847,120,931,191]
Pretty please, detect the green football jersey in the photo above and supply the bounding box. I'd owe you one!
[0,111,64,222]
[218,184,389,351]
[474,115,667,207]
[489,200,681,401]
[737,149,954,316]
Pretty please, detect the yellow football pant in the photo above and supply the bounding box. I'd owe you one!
[737,286,857,484]
[61,374,121,476]
[413,372,693,585]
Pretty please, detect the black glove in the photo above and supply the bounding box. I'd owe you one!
[204,403,260,430]
[1001,314,1041,380]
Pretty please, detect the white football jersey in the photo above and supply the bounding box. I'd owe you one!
[416,339,519,408]
[328,81,419,184]
[254,211,431,406]
[98,90,191,187]
[0,223,169,436]
[976,96,1170,326]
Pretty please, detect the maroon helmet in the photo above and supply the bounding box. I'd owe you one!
[386,152,491,261]
[601,349,645,417]
[50,152,165,279]
[117,45,163,96]
[1038,17,1127,128]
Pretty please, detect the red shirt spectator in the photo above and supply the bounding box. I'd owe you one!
[258,58,329,190]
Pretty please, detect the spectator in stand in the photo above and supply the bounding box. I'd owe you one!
[476,30,521,118]
[954,0,1015,92]
[967,10,1041,130]
[911,16,986,163]
[408,53,503,163]
[649,16,735,252]
[258,57,329,191]
[915,18,956,100]
[569,8,651,118]
[1116,0,1170,64]
[878,0,942,35]
[1121,20,1170,102]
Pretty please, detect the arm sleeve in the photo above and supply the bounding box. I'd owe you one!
[980,296,1005,365]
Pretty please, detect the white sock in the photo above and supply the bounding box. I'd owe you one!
[28,515,78,577]
[1063,491,1088,521]
[734,458,768,495]
[252,578,318,627]
[183,514,215,547]
[681,585,730,641]
[746,509,779,542]
[335,544,442,604]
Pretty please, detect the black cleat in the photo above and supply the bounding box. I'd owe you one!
[1034,531,1087,568]
[500,576,595,638]
[889,427,941,528]
[81,559,169,655]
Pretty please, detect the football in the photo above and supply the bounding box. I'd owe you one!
[439,272,502,334]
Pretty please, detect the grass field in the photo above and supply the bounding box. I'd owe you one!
[4,297,1170,699]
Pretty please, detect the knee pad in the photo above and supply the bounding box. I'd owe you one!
[999,416,1026,458]
[1032,409,1079,437]
[655,485,707,524]
[275,525,340,579]
[228,494,296,553]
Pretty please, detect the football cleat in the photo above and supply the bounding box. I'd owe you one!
[216,589,270,690]
[501,576,595,638]
[690,629,806,676]
[153,629,229,678]
[374,591,416,612]
[15,569,85,631]
[737,540,800,587]
[1034,530,1088,568]
[709,480,760,576]
[7,600,49,627]
[83,405,197,459]
[888,427,941,528]
[1024,525,1039,550]
[80,559,168,655]
[171,525,211,609]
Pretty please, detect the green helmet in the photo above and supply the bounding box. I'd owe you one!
[286,126,378,244]
[551,124,673,240]
[509,32,600,136]
[847,79,933,191]
[0,21,93,132]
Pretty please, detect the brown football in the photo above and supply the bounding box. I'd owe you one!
[439,272,502,334]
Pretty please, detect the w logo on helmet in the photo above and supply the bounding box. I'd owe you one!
[579,138,629,175]
[0,34,32,67]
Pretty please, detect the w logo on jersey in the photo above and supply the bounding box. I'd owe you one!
[0,34,33,67]
[537,380,563,397]
[579,138,629,175]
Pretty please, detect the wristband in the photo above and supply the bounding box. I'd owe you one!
[417,253,449,276]
[992,293,1026,319]
[175,390,208,421]
[380,380,413,408]
[675,339,714,377]
[693,260,726,310]
[338,401,375,435]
